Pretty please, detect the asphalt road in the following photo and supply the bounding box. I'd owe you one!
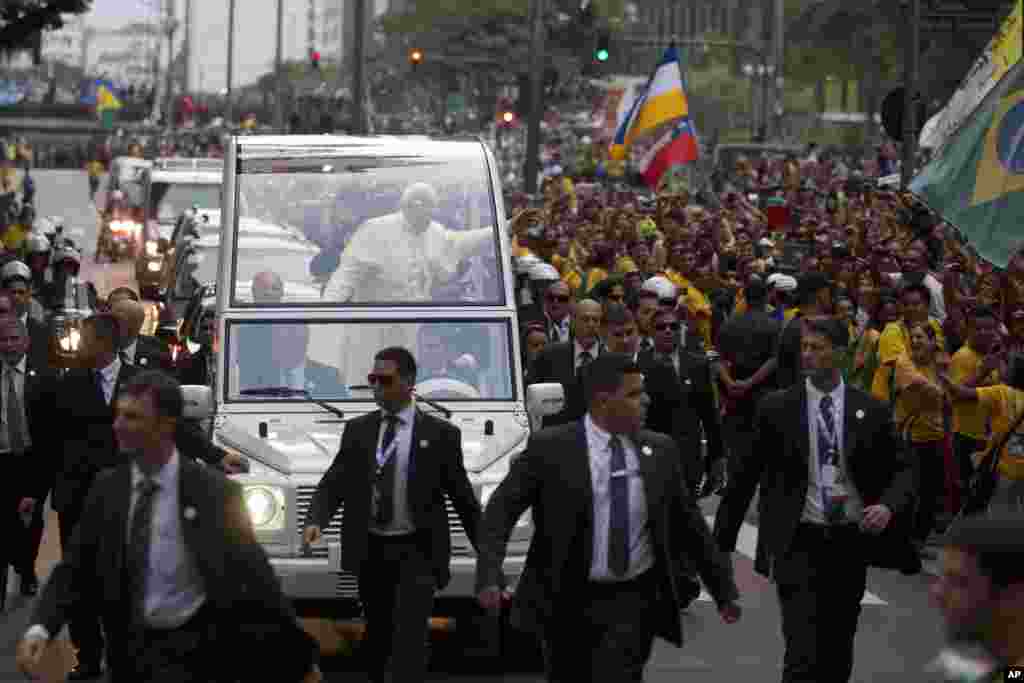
[0,170,949,682]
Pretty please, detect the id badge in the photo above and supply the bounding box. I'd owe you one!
[822,464,839,488]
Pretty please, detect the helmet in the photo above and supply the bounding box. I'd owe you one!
[0,260,31,284]
[515,254,542,276]
[528,262,560,282]
[25,233,50,255]
[32,217,53,234]
[641,275,678,301]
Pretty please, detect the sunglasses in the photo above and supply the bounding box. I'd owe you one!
[655,322,681,331]
[546,294,570,303]
[367,373,397,386]
[606,294,625,302]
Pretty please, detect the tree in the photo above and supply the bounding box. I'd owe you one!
[0,0,91,56]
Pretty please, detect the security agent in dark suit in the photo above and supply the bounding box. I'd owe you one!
[477,353,741,683]
[724,317,918,683]
[640,307,725,496]
[303,346,482,683]
[528,298,603,427]
[17,370,321,683]
[0,316,58,602]
[50,313,236,680]
[110,298,174,371]
[0,285,47,370]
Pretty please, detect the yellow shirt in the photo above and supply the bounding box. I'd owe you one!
[86,160,104,177]
[976,385,1024,481]
[668,273,712,350]
[584,268,608,294]
[892,363,946,443]
[949,345,999,440]
[871,319,946,402]
[1,222,28,251]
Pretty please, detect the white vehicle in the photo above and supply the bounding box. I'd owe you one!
[186,135,564,656]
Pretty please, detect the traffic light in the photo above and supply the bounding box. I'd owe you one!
[409,48,423,69]
[594,32,610,62]
[310,49,321,70]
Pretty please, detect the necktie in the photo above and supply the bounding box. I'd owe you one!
[127,477,160,624]
[6,367,25,454]
[608,435,630,577]
[818,394,840,522]
[373,415,400,526]
[94,369,107,404]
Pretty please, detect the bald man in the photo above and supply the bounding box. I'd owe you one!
[252,270,284,303]
[528,298,604,427]
[110,298,172,371]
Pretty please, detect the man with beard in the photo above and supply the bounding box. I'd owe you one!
[928,514,1024,681]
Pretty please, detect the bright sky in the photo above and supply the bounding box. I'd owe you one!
[85,0,391,90]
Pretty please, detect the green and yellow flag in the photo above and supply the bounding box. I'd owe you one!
[911,56,1024,267]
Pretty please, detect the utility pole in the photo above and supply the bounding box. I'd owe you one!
[183,0,191,95]
[772,0,785,140]
[523,0,546,195]
[900,0,921,189]
[225,0,236,124]
[274,0,285,131]
[163,0,177,128]
[351,0,367,134]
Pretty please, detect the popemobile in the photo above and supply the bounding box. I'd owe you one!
[182,134,564,659]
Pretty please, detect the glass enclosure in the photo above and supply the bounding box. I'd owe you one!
[224,320,516,402]
[177,239,320,302]
[150,182,222,221]
[232,146,504,306]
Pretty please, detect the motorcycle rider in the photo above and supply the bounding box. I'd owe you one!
[1,261,47,325]
[23,232,52,306]
[46,247,97,313]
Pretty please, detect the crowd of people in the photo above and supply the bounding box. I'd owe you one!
[506,147,1024,677]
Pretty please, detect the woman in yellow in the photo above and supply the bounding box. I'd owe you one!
[872,282,947,405]
[893,322,951,545]
[940,352,1024,514]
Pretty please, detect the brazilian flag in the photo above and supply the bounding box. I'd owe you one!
[912,58,1024,267]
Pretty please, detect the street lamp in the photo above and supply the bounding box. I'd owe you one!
[743,62,774,142]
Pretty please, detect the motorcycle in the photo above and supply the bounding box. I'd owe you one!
[97,208,142,263]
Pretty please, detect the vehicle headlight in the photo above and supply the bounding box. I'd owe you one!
[243,485,285,530]
[145,240,159,256]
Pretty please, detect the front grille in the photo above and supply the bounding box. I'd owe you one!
[295,485,469,558]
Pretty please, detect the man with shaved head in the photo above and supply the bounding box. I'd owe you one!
[252,270,284,303]
[529,298,604,427]
[110,298,171,371]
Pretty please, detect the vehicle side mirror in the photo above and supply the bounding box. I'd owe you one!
[158,238,169,252]
[526,382,564,419]
[181,385,213,420]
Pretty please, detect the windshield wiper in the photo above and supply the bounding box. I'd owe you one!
[240,387,345,420]
[348,385,452,420]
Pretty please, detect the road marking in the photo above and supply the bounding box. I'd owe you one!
[698,516,887,606]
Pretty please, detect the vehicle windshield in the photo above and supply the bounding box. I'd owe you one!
[179,242,319,301]
[224,319,515,402]
[233,145,504,306]
[150,182,221,222]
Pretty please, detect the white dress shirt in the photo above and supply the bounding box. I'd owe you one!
[0,358,29,452]
[574,340,600,370]
[548,315,570,343]
[121,339,138,364]
[129,450,207,629]
[97,357,122,405]
[584,415,654,581]
[370,402,417,536]
[803,379,864,524]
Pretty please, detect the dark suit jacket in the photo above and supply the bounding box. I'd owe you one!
[476,421,738,646]
[716,308,781,422]
[748,383,920,580]
[306,407,481,589]
[639,349,723,491]
[52,362,224,515]
[5,359,60,500]
[528,339,598,427]
[32,457,318,681]
[126,334,175,373]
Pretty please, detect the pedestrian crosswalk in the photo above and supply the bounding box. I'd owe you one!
[698,516,888,606]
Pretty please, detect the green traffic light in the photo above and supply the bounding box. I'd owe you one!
[596,48,609,62]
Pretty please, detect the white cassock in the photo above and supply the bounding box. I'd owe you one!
[315,212,493,389]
